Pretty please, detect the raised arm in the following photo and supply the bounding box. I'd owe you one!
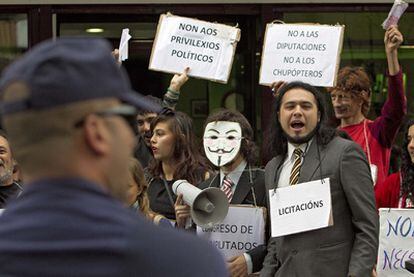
[385,25,403,76]
[372,26,406,147]
[163,67,190,110]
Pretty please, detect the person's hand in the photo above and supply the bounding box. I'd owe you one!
[169,67,190,92]
[270,81,287,98]
[111,49,122,66]
[371,266,377,277]
[384,25,403,53]
[227,255,248,277]
[174,194,191,228]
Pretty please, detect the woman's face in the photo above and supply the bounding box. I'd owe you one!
[150,121,175,162]
[407,125,414,164]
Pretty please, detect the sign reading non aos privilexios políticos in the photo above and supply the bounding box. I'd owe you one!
[149,13,240,84]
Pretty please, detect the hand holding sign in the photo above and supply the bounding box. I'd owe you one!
[385,25,403,53]
[111,49,121,66]
[270,81,287,98]
[169,67,190,93]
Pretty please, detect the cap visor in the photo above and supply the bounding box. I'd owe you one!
[120,91,162,113]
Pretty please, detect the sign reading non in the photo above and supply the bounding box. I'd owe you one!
[197,205,266,259]
[149,13,240,84]
[269,178,332,238]
[377,209,414,277]
[259,23,344,87]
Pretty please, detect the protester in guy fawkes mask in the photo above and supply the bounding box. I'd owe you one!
[175,109,268,276]
[261,81,378,277]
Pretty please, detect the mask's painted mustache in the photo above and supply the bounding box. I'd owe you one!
[207,147,234,154]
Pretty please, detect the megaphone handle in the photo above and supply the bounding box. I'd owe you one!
[185,217,192,229]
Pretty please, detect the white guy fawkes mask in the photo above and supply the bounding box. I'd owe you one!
[203,121,242,167]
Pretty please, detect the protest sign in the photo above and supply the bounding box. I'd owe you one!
[259,23,344,87]
[197,205,266,259]
[269,178,332,237]
[377,208,414,277]
[118,28,131,62]
[149,13,240,84]
[382,0,409,30]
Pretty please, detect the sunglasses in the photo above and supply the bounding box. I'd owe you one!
[75,105,138,131]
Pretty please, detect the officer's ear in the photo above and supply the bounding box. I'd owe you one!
[82,114,112,156]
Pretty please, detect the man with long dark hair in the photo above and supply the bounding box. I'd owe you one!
[261,82,378,277]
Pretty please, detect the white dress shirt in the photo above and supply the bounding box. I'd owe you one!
[278,139,312,188]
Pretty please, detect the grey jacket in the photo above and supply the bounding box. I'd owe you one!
[260,136,379,277]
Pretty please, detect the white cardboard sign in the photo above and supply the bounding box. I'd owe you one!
[259,24,344,87]
[377,208,414,277]
[269,178,332,237]
[196,205,266,259]
[118,28,131,62]
[149,13,240,84]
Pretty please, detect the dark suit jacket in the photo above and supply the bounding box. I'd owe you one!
[134,136,152,168]
[199,166,268,273]
[0,178,227,277]
[260,137,379,277]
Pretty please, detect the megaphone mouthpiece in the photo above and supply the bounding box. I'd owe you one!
[194,197,215,213]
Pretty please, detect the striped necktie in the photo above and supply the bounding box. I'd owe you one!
[289,148,303,185]
[221,175,233,202]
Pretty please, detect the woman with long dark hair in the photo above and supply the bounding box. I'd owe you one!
[375,119,414,208]
[146,109,212,220]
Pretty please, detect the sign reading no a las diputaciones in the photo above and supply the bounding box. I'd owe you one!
[259,23,344,87]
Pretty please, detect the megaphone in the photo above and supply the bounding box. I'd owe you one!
[172,180,229,228]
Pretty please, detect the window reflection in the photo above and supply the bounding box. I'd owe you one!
[0,14,27,72]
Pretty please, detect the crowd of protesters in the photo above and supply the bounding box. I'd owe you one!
[0,23,411,277]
